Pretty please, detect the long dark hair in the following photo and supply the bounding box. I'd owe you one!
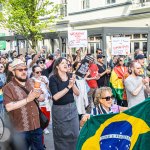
[53,57,69,81]
[116,56,125,66]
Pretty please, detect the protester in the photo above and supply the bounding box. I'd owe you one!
[73,61,89,121]
[135,54,146,77]
[4,62,14,83]
[32,65,51,135]
[80,87,127,127]
[97,54,111,87]
[96,48,103,55]
[3,59,45,150]
[46,54,54,68]
[49,57,79,150]
[110,56,128,107]
[124,61,150,108]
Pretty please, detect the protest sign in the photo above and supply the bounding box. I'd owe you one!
[68,30,88,48]
[112,37,130,55]
[75,55,94,78]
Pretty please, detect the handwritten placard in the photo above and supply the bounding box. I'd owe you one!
[112,37,130,55]
[68,30,88,48]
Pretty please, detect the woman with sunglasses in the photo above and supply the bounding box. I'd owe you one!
[36,58,54,78]
[80,87,127,127]
[49,57,79,150]
[32,65,51,135]
[110,56,129,107]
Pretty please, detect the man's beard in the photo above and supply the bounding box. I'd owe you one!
[15,75,27,82]
[134,70,140,76]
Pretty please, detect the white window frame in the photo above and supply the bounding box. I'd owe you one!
[106,0,116,4]
[81,0,90,10]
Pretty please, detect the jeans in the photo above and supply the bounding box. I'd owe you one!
[13,128,44,150]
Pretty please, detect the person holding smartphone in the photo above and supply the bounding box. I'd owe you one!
[49,57,79,150]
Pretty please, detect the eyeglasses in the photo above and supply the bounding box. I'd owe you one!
[35,71,42,74]
[16,68,28,72]
[119,59,124,62]
[40,61,44,64]
[102,96,113,101]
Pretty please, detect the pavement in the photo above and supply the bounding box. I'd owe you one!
[44,122,55,150]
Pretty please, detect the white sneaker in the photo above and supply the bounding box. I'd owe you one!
[44,128,50,134]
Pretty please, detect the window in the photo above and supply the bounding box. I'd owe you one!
[89,37,94,41]
[133,34,140,39]
[142,34,147,38]
[143,42,147,52]
[90,43,94,54]
[106,0,116,4]
[134,42,139,50]
[81,0,90,9]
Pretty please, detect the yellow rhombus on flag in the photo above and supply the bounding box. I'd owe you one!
[76,98,150,150]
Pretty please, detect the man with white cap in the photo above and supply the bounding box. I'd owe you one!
[3,59,45,150]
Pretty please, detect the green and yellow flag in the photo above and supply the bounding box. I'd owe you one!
[109,66,128,101]
[77,99,150,150]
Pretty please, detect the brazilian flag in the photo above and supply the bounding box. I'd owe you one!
[77,99,150,150]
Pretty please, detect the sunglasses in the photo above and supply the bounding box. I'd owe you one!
[16,68,28,72]
[35,71,42,74]
[102,96,113,101]
[39,61,45,64]
[68,64,72,67]
[119,59,124,62]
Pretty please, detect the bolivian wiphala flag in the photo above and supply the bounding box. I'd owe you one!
[77,99,150,150]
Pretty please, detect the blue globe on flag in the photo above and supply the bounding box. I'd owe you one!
[100,121,132,150]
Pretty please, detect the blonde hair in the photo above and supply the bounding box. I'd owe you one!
[94,87,112,106]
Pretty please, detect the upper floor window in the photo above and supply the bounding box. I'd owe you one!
[106,0,116,4]
[81,0,90,9]
[60,0,67,17]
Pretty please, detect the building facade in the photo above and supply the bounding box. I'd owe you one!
[0,0,150,58]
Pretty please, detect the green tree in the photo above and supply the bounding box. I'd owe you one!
[0,0,61,49]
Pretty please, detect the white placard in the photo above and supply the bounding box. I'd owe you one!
[68,30,88,48]
[112,37,130,55]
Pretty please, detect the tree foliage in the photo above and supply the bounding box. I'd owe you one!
[0,0,62,49]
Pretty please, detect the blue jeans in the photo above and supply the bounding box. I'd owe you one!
[14,128,44,150]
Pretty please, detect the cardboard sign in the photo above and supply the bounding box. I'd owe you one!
[75,55,94,78]
[68,30,88,48]
[112,37,130,55]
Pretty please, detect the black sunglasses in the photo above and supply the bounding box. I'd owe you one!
[39,61,45,64]
[16,68,28,72]
[102,96,113,101]
[35,71,42,74]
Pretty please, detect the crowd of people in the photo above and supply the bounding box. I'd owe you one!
[0,47,150,150]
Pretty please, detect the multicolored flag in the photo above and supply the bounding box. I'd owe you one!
[109,66,128,101]
[76,99,150,150]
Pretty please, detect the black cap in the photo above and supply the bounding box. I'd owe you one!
[97,54,105,59]
[135,54,145,60]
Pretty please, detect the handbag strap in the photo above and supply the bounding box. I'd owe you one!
[17,85,40,110]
